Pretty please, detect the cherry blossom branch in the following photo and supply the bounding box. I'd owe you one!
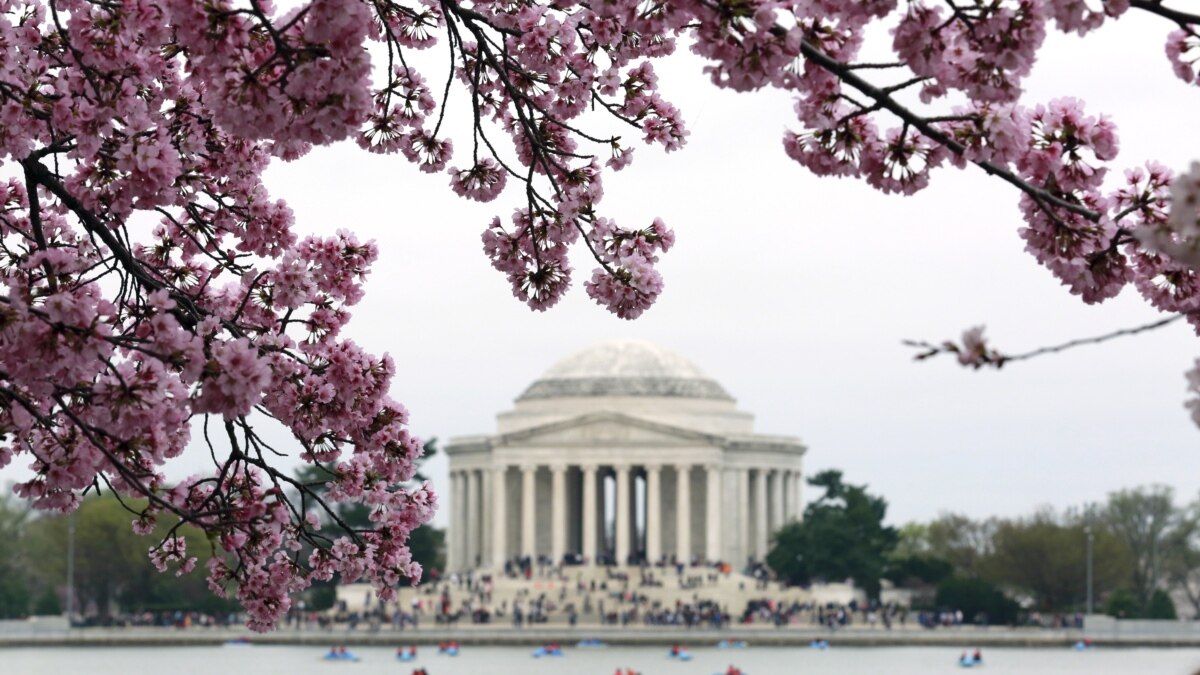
[1130,0,1200,28]
[904,315,1186,369]
[796,38,1102,222]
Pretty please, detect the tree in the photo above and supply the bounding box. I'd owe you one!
[885,554,954,588]
[1104,587,1140,618]
[767,470,898,599]
[23,495,238,619]
[936,575,1021,626]
[980,509,1132,612]
[3,0,1200,631]
[23,496,147,619]
[1146,589,1179,619]
[0,493,32,618]
[926,513,997,579]
[1165,498,1200,616]
[1103,486,1194,610]
[885,522,953,588]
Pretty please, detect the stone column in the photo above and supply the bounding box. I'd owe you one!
[448,471,462,571]
[752,468,767,561]
[780,469,792,523]
[645,464,662,564]
[551,464,567,564]
[615,465,631,565]
[791,471,804,521]
[581,464,597,563]
[784,469,794,520]
[481,465,493,564]
[738,469,750,564]
[705,464,721,563]
[466,469,480,568]
[675,464,691,563]
[521,465,537,557]
[491,465,507,568]
[770,469,784,537]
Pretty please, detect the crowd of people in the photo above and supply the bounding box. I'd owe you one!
[61,559,1084,635]
[312,560,935,634]
[69,610,243,629]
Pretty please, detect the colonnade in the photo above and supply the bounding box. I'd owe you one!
[448,463,803,572]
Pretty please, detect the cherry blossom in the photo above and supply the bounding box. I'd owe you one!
[3,0,1200,632]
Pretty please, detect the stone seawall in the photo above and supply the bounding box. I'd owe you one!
[3,626,1200,649]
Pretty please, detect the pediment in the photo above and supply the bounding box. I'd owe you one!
[495,412,721,448]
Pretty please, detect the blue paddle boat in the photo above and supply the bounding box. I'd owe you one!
[717,640,748,649]
[577,638,606,647]
[667,648,693,661]
[322,649,359,662]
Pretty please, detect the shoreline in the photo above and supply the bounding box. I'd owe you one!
[3,626,1200,649]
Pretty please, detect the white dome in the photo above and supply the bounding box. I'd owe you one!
[518,340,732,401]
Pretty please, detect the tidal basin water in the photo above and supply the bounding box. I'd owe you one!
[4,644,1200,675]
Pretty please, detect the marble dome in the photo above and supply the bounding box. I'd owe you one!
[517,340,733,401]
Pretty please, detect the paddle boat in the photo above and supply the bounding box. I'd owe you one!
[396,646,418,661]
[1073,639,1095,650]
[717,640,748,649]
[438,641,460,656]
[322,646,360,662]
[667,645,693,661]
[224,637,252,646]
[809,639,830,650]
[532,643,564,657]
[715,668,748,675]
[958,650,983,668]
[577,638,607,647]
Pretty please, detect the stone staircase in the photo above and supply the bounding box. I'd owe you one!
[338,565,869,622]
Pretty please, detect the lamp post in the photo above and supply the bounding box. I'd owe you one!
[1085,525,1094,615]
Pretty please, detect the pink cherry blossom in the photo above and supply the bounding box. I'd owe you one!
[4,0,1200,634]
[450,159,508,202]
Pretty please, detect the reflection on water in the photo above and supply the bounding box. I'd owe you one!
[2,644,1200,675]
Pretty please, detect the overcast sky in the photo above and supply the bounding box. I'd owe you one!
[5,10,1198,529]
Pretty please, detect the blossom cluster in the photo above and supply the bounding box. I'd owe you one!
[751,0,1200,414]
[0,0,435,630]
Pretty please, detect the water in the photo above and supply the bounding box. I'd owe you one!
[2,644,1199,674]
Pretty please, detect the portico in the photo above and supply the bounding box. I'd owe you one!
[446,341,806,571]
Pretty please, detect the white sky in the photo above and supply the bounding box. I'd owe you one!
[4,10,1198,529]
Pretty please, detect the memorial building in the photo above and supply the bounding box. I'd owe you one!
[444,340,806,572]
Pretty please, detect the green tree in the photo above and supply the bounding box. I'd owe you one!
[1165,498,1200,617]
[23,496,147,618]
[892,523,931,559]
[935,575,1020,626]
[981,509,1132,612]
[31,588,60,616]
[766,470,898,599]
[1103,485,1193,610]
[886,554,954,587]
[926,513,996,578]
[23,494,235,619]
[1145,589,1178,619]
[0,493,32,619]
[885,521,952,587]
[1104,587,1140,618]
